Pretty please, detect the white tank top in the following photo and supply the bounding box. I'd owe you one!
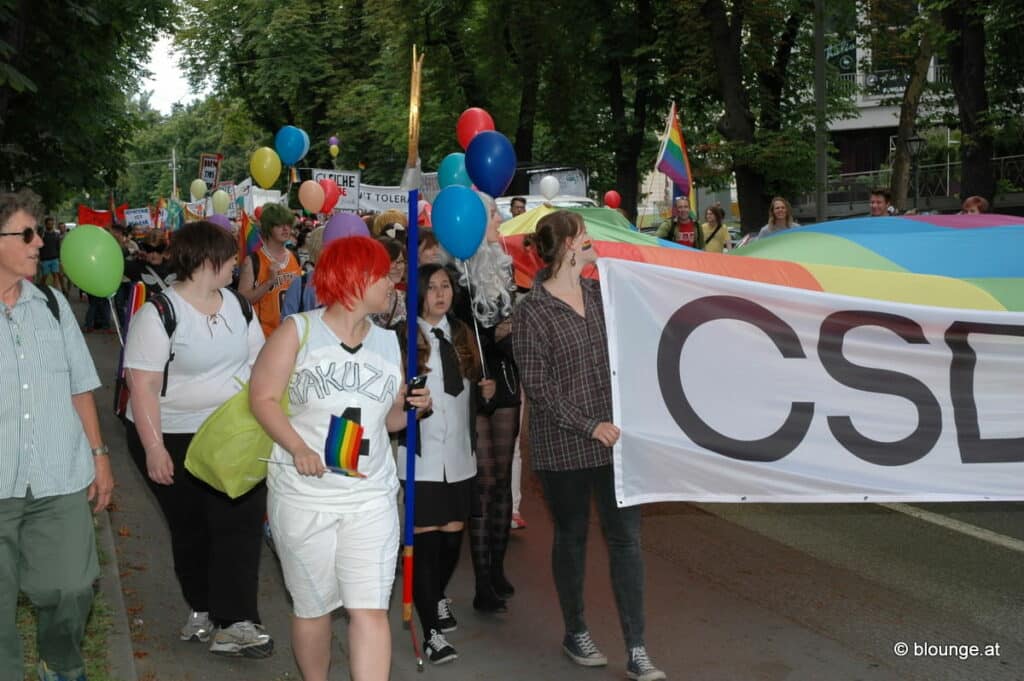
[267,309,402,512]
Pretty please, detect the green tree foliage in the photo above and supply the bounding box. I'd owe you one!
[0,0,175,206]
[117,95,267,207]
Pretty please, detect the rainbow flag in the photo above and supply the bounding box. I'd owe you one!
[237,210,262,262]
[656,102,697,209]
[324,415,366,478]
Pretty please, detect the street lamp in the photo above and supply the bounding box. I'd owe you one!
[906,133,926,211]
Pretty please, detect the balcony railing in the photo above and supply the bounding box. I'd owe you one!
[794,154,1024,210]
[830,66,951,99]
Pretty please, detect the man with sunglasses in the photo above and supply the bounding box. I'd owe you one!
[0,189,113,681]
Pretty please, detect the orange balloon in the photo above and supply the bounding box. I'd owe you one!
[298,180,326,214]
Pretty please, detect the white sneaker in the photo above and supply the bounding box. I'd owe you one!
[179,611,213,642]
[209,620,274,658]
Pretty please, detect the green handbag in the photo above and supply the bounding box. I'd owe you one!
[185,315,310,498]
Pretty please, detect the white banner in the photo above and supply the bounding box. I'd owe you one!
[123,207,152,229]
[310,168,361,211]
[599,259,1024,505]
[357,183,413,213]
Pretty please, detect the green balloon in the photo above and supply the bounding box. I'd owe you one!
[59,225,124,297]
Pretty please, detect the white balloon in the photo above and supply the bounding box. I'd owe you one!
[539,175,560,200]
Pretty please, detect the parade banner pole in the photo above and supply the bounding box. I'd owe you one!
[401,44,426,671]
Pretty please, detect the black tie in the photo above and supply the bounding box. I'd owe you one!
[432,327,464,397]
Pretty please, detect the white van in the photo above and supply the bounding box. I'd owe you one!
[495,195,597,221]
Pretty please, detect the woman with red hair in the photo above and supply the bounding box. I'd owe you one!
[250,236,432,681]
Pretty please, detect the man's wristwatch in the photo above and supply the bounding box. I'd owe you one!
[91,445,110,457]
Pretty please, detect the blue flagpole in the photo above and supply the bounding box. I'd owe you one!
[402,190,420,626]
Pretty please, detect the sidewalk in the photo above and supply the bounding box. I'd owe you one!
[80,298,906,681]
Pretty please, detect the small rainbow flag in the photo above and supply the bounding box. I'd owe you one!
[656,102,696,209]
[238,210,262,262]
[324,415,366,478]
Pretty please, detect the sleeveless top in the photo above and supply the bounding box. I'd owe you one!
[253,248,302,338]
[267,310,403,513]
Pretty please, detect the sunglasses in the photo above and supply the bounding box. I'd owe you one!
[0,227,37,243]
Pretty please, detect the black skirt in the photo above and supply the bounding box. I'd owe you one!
[403,476,474,528]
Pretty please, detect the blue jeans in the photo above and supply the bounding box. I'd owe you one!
[537,464,646,649]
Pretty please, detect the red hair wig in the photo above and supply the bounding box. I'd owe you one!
[314,236,391,310]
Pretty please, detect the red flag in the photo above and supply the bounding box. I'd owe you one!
[78,205,113,227]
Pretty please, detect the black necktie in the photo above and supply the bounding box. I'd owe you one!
[432,327,464,397]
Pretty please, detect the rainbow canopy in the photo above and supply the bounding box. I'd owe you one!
[500,205,685,249]
[734,214,1024,311]
[504,214,1024,312]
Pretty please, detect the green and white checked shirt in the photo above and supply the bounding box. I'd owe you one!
[0,282,101,499]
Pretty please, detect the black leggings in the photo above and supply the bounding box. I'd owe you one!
[470,406,520,586]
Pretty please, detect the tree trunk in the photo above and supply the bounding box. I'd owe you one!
[602,0,655,221]
[701,0,765,232]
[439,14,489,110]
[942,1,995,203]
[506,4,542,164]
[891,28,934,212]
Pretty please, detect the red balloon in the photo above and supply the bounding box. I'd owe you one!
[604,190,622,209]
[456,107,495,150]
[254,205,263,220]
[318,178,342,213]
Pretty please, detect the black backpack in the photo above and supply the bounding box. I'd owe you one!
[34,282,61,322]
[113,288,254,418]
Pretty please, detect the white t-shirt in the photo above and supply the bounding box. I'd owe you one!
[124,287,265,433]
[397,317,475,483]
[268,310,403,513]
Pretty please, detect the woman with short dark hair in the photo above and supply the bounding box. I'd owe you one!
[124,220,271,659]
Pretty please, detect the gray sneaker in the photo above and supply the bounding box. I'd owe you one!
[209,620,274,658]
[562,630,608,667]
[179,611,213,643]
[626,646,666,681]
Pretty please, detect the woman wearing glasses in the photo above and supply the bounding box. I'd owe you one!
[123,221,272,659]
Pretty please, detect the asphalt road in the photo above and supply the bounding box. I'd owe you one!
[73,298,1024,681]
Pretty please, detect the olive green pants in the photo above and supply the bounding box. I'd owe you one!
[0,489,98,681]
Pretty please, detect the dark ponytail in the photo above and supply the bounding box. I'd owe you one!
[532,210,584,276]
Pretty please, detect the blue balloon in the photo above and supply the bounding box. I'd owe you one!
[438,152,472,189]
[275,125,308,166]
[465,131,516,197]
[432,186,487,260]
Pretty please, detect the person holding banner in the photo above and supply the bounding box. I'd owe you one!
[238,203,302,338]
[512,210,665,681]
[249,236,431,681]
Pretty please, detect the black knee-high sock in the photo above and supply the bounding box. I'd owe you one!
[413,531,442,634]
[439,529,464,597]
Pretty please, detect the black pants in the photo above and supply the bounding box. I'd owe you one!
[126,422,266,625]
[537,465,646,649]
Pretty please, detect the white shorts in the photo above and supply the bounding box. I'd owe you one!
[268,493,399,618]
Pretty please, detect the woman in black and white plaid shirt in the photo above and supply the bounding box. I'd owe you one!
[512,210,665,681]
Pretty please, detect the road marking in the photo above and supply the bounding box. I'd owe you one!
[880,503,1024,555]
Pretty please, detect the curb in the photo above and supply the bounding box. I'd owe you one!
[95,510,137,681]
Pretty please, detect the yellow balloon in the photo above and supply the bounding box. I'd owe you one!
[329,144,340,158]
[211,189,231,215]
[190,178,207,200]
[250,147,282,189]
